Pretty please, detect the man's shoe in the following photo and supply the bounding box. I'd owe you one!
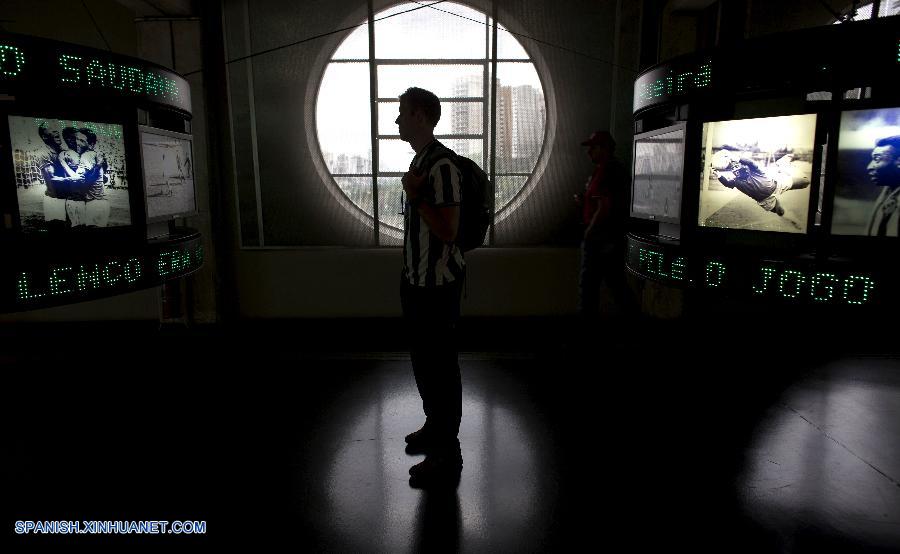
[408,453,463,489]
[405,425,433,455]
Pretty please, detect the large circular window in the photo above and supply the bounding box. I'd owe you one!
[315,2,547,244]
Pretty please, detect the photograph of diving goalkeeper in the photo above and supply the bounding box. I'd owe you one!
[698,114,816,233]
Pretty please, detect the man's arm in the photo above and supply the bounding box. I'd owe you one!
[402,161,460,244]
[415,202,459,243]
[712,168,735,188]
[56,152,79,179]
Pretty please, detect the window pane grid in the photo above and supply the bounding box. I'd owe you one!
[378,101,484,135]
[374,2,489,59]
[377,64,485,98]
[377,134,485,139]
[332,60,537,64]
[330,171,530,178]
[374,59,489,65]
[318,2,546,246]
[376,97,486,102]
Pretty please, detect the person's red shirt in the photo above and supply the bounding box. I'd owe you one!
[582,160,610,226]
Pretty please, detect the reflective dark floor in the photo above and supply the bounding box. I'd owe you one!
[4,317,900,552]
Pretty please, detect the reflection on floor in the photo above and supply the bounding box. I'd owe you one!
[4,318,900,552]
[302,358,554,552]
[739,359,900,552]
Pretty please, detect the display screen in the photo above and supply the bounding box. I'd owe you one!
[9,115,130,232]
[631,125,685,222]
[140,128,196,221]
[833,107,900,237]
[698,114,816,233]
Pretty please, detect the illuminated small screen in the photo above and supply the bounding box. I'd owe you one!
[9,115,130,232]
[631,127,685,222]
[140,129,196,220]
[697,114,816,233]
[833,107,900,237]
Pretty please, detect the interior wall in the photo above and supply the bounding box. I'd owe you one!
[0,289,159,322]
[658,3,702,61]
[220,0,641,318]
[746,0,849,36]
[234,247,579,318]
[658,0,855,59]
[0,0,137,54]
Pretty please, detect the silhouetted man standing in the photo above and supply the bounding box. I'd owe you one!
[396,87,466,488]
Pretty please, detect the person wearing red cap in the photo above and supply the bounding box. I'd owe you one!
[573,130,632,320]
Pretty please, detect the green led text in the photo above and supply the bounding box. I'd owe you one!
[636,62,712,104]
[751,265,875,305]
[158,245,204,278]
[18,258,143,302]
[57,53,180,101]
[632,244,687,282]
[0,44,25,78]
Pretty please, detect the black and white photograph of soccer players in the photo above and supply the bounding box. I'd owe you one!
[9,116,130,232]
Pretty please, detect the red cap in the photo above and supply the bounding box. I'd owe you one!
[581,130,615,149]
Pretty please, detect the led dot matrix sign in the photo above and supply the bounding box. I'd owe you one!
[0,45,26,78]
[57,53,181,101]
[14,240,203,307]
[633,59,713,113]
[625,237,878,306]
[750,265,875,305]
[0,33,190,114]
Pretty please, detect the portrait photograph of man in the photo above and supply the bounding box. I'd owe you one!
[833,107,900,237]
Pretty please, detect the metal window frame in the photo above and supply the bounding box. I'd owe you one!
[249,2,265,247]
[324,1,544,244]
[489,4,498,244]
[335,58,532,64]
[376,96,486,101]
[367,0,380,245]
[377,134,484,139]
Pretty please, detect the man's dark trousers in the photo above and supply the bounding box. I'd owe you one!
[400,276,464,455]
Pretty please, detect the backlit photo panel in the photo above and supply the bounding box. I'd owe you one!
[698,114,815,233]
[140,130,196,220]
[9,115,130,232]
[632,127,685,222]
[833,107,900,237]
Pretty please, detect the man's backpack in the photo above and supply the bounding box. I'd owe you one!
[451,153,492,252]
[423,142,492,252]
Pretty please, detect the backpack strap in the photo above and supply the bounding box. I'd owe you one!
[421,142,455,172]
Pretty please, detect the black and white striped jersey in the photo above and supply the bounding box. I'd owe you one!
[402,139,466,287]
